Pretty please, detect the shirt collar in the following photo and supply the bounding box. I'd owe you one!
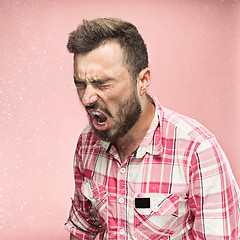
[134,95,163,158]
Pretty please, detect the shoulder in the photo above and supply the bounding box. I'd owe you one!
[159,105,214,144]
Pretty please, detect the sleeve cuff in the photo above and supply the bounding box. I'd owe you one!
[64,219,97,240]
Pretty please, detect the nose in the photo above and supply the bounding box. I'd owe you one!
[79,84,99,107]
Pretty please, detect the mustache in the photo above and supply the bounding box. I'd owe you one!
[85,102,99,110]
[85,102,113,118]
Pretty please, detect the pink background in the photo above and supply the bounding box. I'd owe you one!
[0,0,239,239]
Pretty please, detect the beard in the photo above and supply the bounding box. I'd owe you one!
[89,88,142,143]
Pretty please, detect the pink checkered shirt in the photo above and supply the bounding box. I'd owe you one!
[65,96,240,239]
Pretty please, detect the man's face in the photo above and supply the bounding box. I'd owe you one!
[73,42,142,143]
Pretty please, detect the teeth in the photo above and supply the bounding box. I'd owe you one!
[92,111,101,116]
[92,111,106,125]
[98,120,106,125]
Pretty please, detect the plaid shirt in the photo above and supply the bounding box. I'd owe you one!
[65,96,240,239]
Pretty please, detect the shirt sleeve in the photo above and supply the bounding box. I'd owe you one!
[65,140,102,239]
[189,136,240,239]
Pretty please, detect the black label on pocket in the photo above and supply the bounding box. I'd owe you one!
[135,198,150,208]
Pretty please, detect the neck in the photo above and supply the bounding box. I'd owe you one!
[115,95,155,162]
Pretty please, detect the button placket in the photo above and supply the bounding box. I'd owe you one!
[117,165,127,239]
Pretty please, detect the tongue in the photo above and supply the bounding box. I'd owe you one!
[97,113,107,123]
[92,113,108,131]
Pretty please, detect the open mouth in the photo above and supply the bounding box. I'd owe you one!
[90,111,109,131]
[92,111,107,125]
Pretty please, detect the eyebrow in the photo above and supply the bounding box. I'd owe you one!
[73,77,113,84]
[73,77,84,84]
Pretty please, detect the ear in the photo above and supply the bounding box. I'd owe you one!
[137,68,151,96]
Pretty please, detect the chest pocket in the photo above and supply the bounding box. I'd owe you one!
[81,177,108,226]
[134,193,180,239]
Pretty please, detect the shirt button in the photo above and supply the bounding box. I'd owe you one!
[119,229,125,235]
[118,198,124,204]
[120,168,126,174]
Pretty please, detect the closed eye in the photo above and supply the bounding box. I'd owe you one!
[91,78,113,89]
[74,78,86,89]
[74,77,113,90]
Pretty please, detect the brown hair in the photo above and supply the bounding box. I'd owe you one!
[67,18,148,79]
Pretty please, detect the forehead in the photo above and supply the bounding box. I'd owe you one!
[73,42,127,80]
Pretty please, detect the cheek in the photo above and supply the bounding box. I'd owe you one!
[76,90,85,105]
[102,84,134,112]
[76,86,85,96]
[76,89,82,98]
[107,94,131,116]
[112,85,133,102]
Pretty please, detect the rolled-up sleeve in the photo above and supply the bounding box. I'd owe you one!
[65,142,101,239]
[189,137,240,239]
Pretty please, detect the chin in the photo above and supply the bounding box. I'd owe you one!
[95,128,121,143]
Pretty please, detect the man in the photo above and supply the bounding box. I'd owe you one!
[65,18,240,239]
